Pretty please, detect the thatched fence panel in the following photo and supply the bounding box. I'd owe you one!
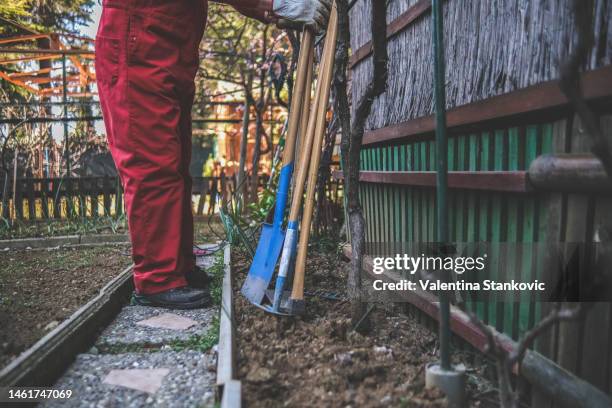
[350,0,612,129]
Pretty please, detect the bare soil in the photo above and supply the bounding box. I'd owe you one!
[0,246,132,368]
[233,246,495,407]
[194,217,226,244]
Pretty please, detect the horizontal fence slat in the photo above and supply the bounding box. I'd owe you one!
[333,170,530,192]
[362,65,612,146]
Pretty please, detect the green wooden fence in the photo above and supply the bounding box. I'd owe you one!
[353,111,612,400]
[359,122,557,338]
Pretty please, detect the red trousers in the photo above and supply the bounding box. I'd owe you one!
[96,0,207,294]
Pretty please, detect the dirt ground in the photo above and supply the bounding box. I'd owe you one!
[233,246,496,407]
[194,216,226,244]
[0,246,132,368]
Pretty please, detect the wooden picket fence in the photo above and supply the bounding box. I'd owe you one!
[0,176,240,220]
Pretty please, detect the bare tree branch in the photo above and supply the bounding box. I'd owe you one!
[468,302,588,408]
[509,304,584,366]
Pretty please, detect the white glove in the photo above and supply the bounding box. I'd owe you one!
[272,0,332,32]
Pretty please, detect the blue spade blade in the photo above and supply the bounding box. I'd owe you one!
[240,163,293,306]
[241,223,285,305]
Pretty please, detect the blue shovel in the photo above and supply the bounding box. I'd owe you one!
[241,29,314,307]
[272,4,338,314]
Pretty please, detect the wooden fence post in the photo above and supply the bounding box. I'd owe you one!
[103,176,111,216]
[78,177,85,217]
[41,178,50,219]
[15,177,23,219]
[114,177,122,216]
[65,177,74,218]
[52,179,61,219]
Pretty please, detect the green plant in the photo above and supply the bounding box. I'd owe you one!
[207,252,225,305]
[170,316,220,353]
[309,232,339,254]
[218,185,273,259]
[245,187,275,224]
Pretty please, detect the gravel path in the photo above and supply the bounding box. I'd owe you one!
[96,306,216,349]
[43,250,219,408]
[44,351,216,408]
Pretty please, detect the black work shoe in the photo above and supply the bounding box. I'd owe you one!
[132,286,212,309]
[185,265,211,289]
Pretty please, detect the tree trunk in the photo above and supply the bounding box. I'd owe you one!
[335,0,388,330]
[334,0,366,328]
[237,75,253,209]
[314,120,337,235]
[249,28,269,203]
[249,103,264,203]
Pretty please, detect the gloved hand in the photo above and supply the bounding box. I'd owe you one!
[272,0,332,32]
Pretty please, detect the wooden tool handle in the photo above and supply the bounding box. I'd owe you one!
[282,29,314,167]
[288,44,323,221]
[291,3,339,301]
[293,48,314,170]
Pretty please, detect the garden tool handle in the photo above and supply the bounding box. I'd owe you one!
[294,47,314,174]
[271,28,314,229]
[282,28,314,168]
[290,1,338,301]
[271,48,314,312]
[286,33,325,222]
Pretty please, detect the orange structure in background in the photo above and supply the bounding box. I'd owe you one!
[207,99,286,179]
[0,23,96,99]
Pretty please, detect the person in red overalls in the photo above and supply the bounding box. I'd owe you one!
[95,0,330,309]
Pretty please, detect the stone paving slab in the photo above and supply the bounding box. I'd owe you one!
[195,247,218,269]
[96,305,216,349]
[43,351,215,408]
[137,312,199,331]
[196,255,215,269]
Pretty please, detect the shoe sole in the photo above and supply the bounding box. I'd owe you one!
[132,294,213,310]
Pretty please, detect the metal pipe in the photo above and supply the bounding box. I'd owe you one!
[12,146,18,221]
[0,100,244,108]
[0,117,248,125]
[0,116,102,125]
[0,47,94,55]
[0,101,99,107]
[432,0,451,371]
[528,154,612,192]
